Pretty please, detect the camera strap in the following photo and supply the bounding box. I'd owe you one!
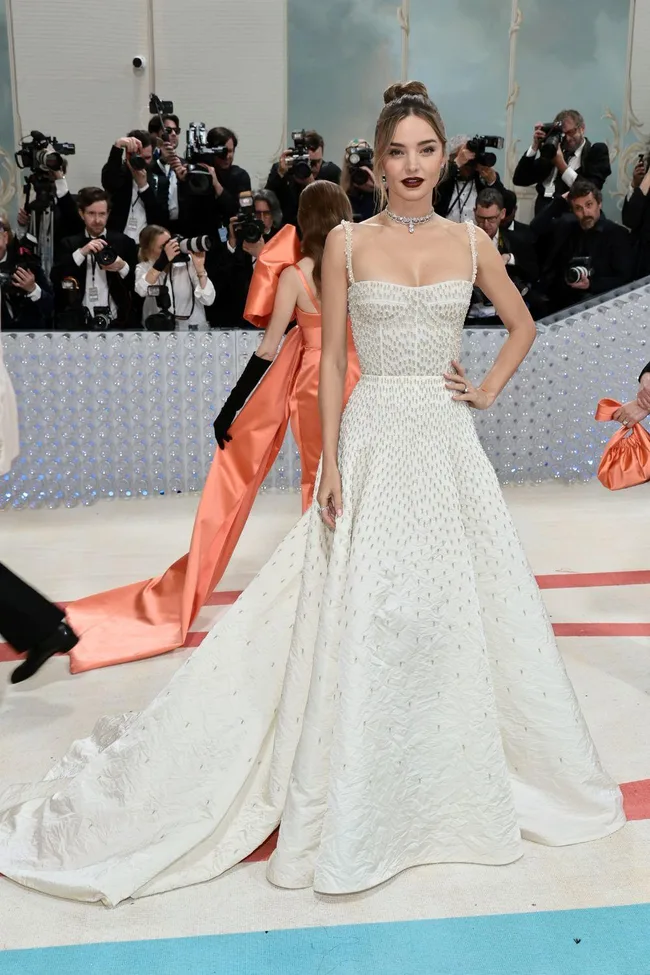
[448,179,475,220]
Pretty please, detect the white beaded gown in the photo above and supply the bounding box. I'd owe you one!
[0,222,624,907]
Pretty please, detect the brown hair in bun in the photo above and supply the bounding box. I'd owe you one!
[382,80,431,105]
[374,80,446,205]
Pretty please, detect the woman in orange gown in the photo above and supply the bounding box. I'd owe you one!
[17,182,360,678]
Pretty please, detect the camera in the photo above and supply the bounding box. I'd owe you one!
[149,93,174,117]
[87,306,113,331]
[129,152,149,172]
[286,130,313,181]
[347,145,374,187]
[466,135,504,168]
[168,233,212,264]
[234,194,265,245]
[0,236,40,300]
[185,122,222,195]
[144,284,175,331]
[15,130,76,214]
[15,130,76,175]
[565,256,592,286]
[539,122,564,161]
[94,243,119,268]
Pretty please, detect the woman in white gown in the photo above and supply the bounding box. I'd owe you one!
[0,82,624,907]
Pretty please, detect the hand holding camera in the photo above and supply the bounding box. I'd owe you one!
[164,237,182,263]
[565,256,592,290]
[11,267,37,294]
[277,149,294,178]
[190,251,206,274]
[116,136,142,156]
[455,144,476,169]
[632,154,648,189]
[80,238,107,258]
[531,122,547,152]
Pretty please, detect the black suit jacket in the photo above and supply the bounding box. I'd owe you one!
[499,226,538,291]
[434,163,506,219]
[622,187,650,278]
[266,161,342,227]
[101,146,169,234]
[52,230,138,327]
[540,214,633,312]
[513,140,611,215]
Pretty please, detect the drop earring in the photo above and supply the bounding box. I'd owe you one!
[381,174,386,183]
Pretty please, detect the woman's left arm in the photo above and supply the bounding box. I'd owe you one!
[445,227,536,409]
[190,253,216,306]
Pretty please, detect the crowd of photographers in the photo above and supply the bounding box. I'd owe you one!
[1,103,649,332]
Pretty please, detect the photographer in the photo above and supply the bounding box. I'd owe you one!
[136,225,215,330]
[474,188,538,295]
[435,136,506,223]
[539,179,633,313]
[101,130,169,240]
[341,139,380,222]
[513,111,611,216]
[15,150,82,277]
[205,126,252,220]
[52,187,137,329]
[206,190,282,328]
[622,152,650,278]
[149,112,183,229]
[266,130,341,227]
[0,215,54,330]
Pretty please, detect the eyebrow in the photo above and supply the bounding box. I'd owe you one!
[389,139,438,148]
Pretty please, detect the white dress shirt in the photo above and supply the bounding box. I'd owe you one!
[157,160,179,221]
[124,183,150,242]
[448,180,478,225]
[135,260,216,329]
[526,138,586,197]
[72,233,130,319]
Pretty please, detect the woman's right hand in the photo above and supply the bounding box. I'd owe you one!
[317,466,343,531]
[164,237,181,262]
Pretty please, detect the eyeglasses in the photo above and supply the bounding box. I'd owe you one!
[476,214,501,225]
[255,209,271,217]
[165,126,181,135]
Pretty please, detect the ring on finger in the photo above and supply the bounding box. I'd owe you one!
[463,384,469,394]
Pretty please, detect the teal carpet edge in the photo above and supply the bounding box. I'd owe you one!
[2,902,650,975]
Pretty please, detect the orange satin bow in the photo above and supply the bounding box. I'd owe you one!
[595,398,650,490]
[244,225,302,328]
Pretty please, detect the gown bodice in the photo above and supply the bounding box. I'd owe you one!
[343,221,477,377]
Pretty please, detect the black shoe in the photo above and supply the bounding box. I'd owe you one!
[10,623,79,684]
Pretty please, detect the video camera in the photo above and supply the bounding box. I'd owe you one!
[0,236,40,300]
[538,122,564,161]
[346,145,374,187]
[185,122,223,195]
[286,130,314,181]
[466,135,504,169]
[234,193,265,245]
[15,130,76,214]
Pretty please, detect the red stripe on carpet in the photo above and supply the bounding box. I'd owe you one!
[537,570,650,589]
[620,779,650,820]
[553,623,650,637]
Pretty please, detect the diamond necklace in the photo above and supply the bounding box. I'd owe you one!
[384,206,436,234]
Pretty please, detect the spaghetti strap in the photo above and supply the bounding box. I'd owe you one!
[465,221,478,284]
[293,265,320,312]
[342,219,355,286]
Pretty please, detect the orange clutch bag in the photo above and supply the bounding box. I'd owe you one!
[595,398,650,490]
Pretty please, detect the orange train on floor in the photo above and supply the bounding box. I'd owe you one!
[65,226,360,673]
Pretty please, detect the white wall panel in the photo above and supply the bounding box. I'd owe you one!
[151,0,286,188]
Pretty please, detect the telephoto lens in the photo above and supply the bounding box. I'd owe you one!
[177,236,212,254]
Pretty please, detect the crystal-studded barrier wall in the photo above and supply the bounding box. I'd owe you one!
[2,284,649,510]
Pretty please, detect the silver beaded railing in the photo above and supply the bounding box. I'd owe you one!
[1,284,648,509]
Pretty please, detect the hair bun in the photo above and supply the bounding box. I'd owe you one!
[383,80,430,105]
